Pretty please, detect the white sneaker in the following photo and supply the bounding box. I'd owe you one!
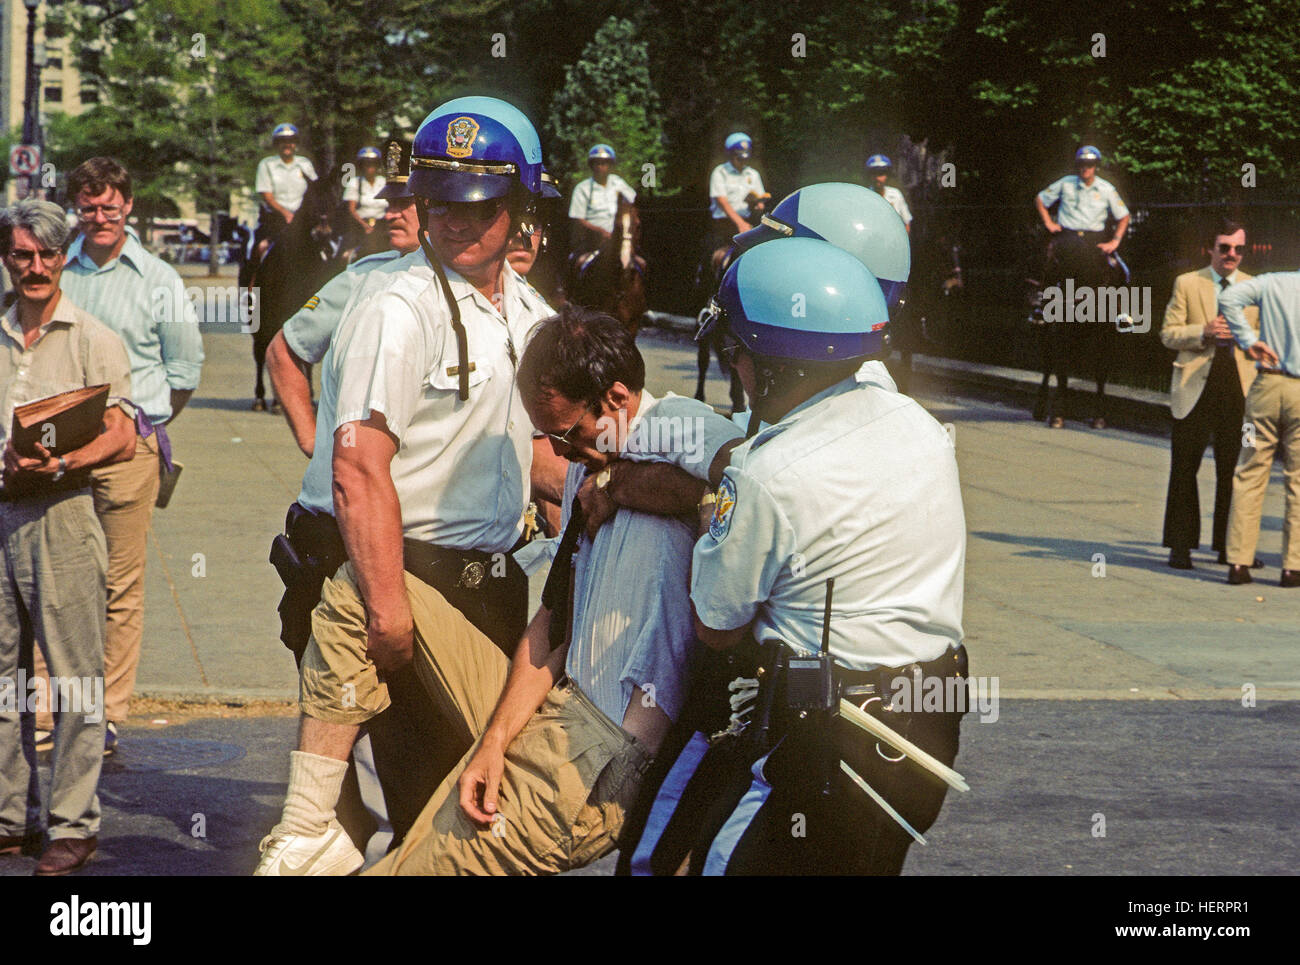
[253,820,363,876]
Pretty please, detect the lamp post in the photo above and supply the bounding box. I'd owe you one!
[20,0,42,199]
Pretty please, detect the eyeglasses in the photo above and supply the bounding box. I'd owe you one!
[77,204,124,222]
[543,406,593,449]
[1216,243,1247,255]
[425,198,508,222]
[6,247,64,267]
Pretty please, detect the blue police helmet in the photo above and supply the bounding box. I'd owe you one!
[725,132,752,153]
[865,154,892,171]
[410,96,544,202]
[714,237,890,362]
[1075,145,1102,163]
[588,144,616,162]
[272,123,298,141]
[730,182,910,309]
[356,146,382,161]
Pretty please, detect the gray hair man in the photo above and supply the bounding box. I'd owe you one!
[0,200,135,875]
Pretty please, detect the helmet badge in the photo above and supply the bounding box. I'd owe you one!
[446,116,481,158]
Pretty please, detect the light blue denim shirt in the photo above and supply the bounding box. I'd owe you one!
[1221,271,1300,377]
[61,229,204,423]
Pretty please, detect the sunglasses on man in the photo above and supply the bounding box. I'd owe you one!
[1216,243,1247,255]
[425,197,508,222]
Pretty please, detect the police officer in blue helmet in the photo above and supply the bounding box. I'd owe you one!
[255,95,557,876]
[620,236,969,876]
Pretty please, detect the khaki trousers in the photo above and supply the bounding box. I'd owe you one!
[0,490,107,839]
[301,563,651,875]
[34,434,159,729]
[1226,373,1300,569]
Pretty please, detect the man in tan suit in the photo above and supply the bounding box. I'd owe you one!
[1160,219,1258,569]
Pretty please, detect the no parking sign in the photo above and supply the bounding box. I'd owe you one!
[9,144,41,176]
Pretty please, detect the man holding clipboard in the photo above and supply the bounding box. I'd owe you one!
[0,200,135,875]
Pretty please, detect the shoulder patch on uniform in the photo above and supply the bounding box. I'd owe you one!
[301,295,320,311]
[709,475,737,542]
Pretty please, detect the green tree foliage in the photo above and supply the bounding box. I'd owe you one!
[546,17,669,194]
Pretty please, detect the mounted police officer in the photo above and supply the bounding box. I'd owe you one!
[620,234,969,876]
[708,132,768,254]
[1033,145,1131,428]
[568,144,636,260]
[250,123,318,273]
[865,155,912,234]
[255,95,555,875]
[342,145,388,252]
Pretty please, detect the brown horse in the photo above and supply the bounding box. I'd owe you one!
[565,194,647,335]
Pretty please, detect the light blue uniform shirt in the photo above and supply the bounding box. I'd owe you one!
[282,249,401,364]
[1221,271,1300,377]
[1037,174,1129,232]
[61,230,204,423]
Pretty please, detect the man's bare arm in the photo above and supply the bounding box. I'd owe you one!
[332,413,411,672]
[168,389,194,422]
[267,331,317,456]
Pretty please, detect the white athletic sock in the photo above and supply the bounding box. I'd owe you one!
[278,751,348,837]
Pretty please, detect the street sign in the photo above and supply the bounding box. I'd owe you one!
[9,144,41,176]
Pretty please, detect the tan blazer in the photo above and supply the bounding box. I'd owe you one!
[1160,267,1259,420]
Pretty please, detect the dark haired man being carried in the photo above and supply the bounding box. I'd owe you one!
[365,305,741,875]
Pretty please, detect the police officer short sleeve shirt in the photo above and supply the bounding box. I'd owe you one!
[297,253,554,551]
[709,162,766,220]
[1036,174,1129,232]
[567,175,637,235]
[691,377,966,670]
[255,156,318,214]
[882,185,912,226]
[281,250,401,365]
[342,175,389,220]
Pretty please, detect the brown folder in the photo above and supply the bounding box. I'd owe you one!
[9,384,110,457]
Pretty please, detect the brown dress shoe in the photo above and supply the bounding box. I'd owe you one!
[1049,416,1065,429]
[35,837,97,876]
[1226,565,1253,585]
[1217,551,1263,567]
[1281,570,1300,588]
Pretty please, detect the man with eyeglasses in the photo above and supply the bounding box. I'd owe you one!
[1160,219,1260,572]
[0,200,136,875]
[364,305,741,874]
[1220,263,1300,588]
[44,157,204,760]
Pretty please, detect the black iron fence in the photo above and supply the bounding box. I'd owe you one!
[611,197,1300,393]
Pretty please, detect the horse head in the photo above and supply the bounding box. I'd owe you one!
[612,193,641,271]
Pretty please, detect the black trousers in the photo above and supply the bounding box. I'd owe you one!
[1162,346,1245,553]
[1037,231,1115,420]
[618,644,967,876]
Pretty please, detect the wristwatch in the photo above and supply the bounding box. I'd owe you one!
[51,456,67,482]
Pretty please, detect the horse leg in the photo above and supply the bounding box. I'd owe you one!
[252,332,270,411]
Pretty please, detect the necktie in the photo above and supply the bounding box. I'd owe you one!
[541,475,587,651]
[1216,277,1233,348]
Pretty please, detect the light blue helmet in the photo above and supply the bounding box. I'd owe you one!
[730,182,911,309]
[725,132,753,154]
[865,154,892,171]
[1075,145,1102,163]
[588,144,616,162]
[410,96,544,202]
[356,146,382,162]
[271,123,298,141]
[712,237,890,362]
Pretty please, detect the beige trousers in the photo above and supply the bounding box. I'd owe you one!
[1226,373,1300,570]
[35,433,159,729]
[301,563,650,875]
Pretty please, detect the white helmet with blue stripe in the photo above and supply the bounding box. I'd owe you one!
[729,182,911,309]
[711,237,890,363]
